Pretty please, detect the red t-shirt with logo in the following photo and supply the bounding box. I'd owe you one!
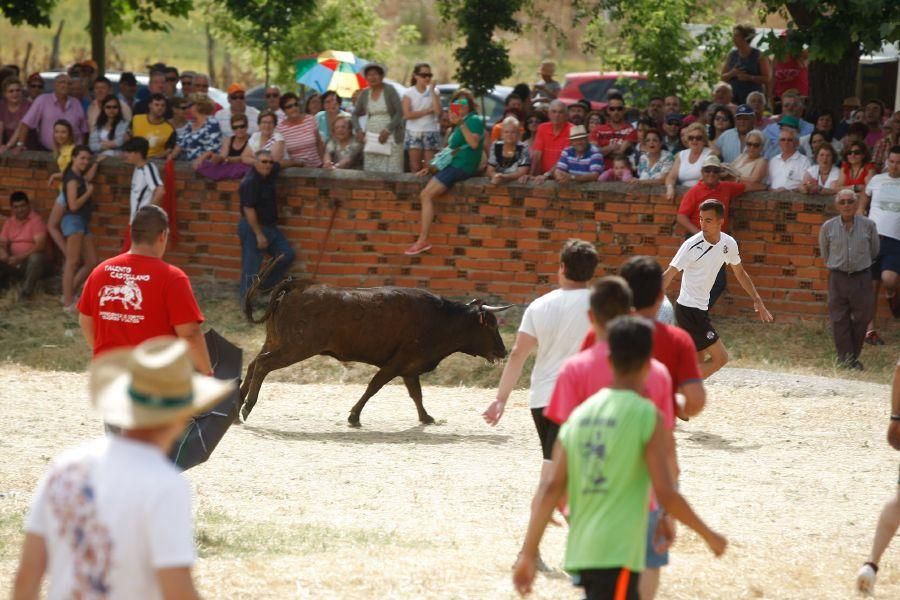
[77,253,204,357]
[677,180,746,232]
[590,122,638,168]
[580,321,701,405]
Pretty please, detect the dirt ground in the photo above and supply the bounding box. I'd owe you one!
[1,364,898,599]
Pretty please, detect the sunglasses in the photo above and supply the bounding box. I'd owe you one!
[417,72,433,78]
[607,106,624,112]
[233,124,248,130]
[714,115,729,121]
[29,83,43,89]
[837,198,857,205]
[166,77,178,82]
[687,135,703,141]
[848,149,864,155]
[283,102,299,109]
[778,138,795,142]
[745,141,761,148]
[258,160,274,165]
[702,167,721,173]
[230,94,245,100]
[265,92,280,98]
[104,105,119,110]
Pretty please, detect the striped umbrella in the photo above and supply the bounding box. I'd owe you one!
[294,50,369,98]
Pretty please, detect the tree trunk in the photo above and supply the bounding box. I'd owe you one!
[22,42,32,75]
[807,46,860,117]
[89,0,106,75]
[206,24,216,86]
[50,20,65,70]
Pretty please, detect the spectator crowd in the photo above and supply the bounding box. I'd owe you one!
[0,26,899,351]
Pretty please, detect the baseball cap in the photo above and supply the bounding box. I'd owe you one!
[778,115,800,129]
[735,104,754,118]
[119,72,137,86]
[227,83,246,95]
[572,99,591,112]
[701,154,722,169]
[665,113,684,124]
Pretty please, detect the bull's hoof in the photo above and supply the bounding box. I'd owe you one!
[348,414,361,428]
[420,414,436,425]
[240,405,252,422]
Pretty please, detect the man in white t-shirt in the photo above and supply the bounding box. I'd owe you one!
[12,337,234,600]
[663,199,773,378]
[768,125,811,191]
[864,146,900,319]
[482,239,598,567]
[215,83,260,138]
[122,137,164,221]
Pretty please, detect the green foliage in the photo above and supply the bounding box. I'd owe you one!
[578,0,732,103]
[0,0,57,27]
[103,0,193,35]
[438,0,525,96]
[757,1,900,63]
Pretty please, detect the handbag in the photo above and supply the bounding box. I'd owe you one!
[430,146,458,170]
[364,132,393,156]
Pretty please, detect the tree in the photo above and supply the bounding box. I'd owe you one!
[0,0,57,27]
[758,1,900,113]
[438,0,525,97]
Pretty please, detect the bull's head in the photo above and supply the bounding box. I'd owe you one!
[466,299,514,362]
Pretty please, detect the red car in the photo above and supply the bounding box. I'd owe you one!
[558,71,648,111]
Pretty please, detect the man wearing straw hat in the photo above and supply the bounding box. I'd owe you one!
[12,337,234,599]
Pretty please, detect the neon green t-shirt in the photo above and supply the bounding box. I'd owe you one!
[559,387,658,573]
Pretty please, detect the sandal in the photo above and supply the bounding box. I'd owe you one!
[403,240,432,255]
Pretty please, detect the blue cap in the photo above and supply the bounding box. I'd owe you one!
[735,104,754,117]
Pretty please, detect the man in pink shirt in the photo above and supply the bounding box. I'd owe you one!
[544,275,675,600]
[0,191,47,300]
[530,100,572,179]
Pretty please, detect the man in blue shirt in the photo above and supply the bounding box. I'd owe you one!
[554,125,604,183]
[763,91,813,158]
[716,104,765,163]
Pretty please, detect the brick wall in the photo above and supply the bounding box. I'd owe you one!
[0,152,836,319]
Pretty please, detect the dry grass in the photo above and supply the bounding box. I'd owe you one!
[0,367,898,598]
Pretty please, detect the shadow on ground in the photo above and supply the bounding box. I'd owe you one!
[241,424,512,446]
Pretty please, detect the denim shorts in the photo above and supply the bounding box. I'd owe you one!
[405,130,441,151]
[645,508,670,569]
[56,190,67,206]
[433,165,471,189]
[61,213,89,237]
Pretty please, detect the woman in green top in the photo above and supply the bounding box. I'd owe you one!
[404,88,484,256]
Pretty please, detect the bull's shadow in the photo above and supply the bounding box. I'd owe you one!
[241,424,511,446]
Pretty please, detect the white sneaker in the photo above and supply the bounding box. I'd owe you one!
[856,563,876,596]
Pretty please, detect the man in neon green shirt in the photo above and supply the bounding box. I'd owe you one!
[513,316,727,599]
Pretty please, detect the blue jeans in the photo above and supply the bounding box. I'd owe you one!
[238,218,296,301]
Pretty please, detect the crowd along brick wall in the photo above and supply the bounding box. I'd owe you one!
[0,152,836,320]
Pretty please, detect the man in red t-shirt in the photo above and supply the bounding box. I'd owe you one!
[78,205,212,373]
[530,100,571,178]
[675,155,764,308]
[590,92,638,169]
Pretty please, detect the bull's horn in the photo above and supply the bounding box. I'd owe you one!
[482,304,514,312]
[466,299,482,306]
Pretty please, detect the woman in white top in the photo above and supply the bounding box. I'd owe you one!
[799,143,840,195]
[727,129,768,184]
[402,62,442,172]
[665,122,712,199]
[242,110,285,165]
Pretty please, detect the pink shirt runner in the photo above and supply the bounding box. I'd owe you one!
[544,341,674,430]
[1,211,47,257]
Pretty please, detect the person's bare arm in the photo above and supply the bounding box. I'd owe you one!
[675,213,699,235]
[858,192,870,216]
[1,122,28,152]
[12,533,47,600]
[512,440,568,596]
[66,179,93,212]
[79,312,95,349]
[665,154,681,201]
[889,359,900,450]
[156,566,201,600]
[174,321,212,375]
[730,262,773,321]
[483,332,537,425]
[662,265,680,293]
[572,171,599,182]
[646,419,727,555]
[742,179,766,192]
[530,150,543,176]
[679,381,706,417]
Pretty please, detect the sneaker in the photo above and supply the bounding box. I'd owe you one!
[849,359,865,371]
[865,330,885,346]
[856,562,877,595]
[403,240,432,255]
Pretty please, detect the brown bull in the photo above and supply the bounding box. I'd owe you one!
[240,266,511,427]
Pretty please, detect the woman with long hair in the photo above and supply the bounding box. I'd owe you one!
[88,95,128,156]
[60,145,104,310]
[277,92,323,168]
[402,62,442,172]
[836,140,876,194]
[46,119,77,256]
[665,122,712,200]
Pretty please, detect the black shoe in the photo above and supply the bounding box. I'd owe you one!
[848,359,865,371]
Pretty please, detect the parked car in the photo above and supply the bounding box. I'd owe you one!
[435,84,514,129]
[37,70,228,107]
[559,71,648,111]
[247,80,409,113]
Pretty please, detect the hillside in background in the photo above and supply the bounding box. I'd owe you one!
[0,0,776,88]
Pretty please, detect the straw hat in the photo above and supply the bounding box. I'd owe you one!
[90,337,234,429]
[569,125,589,140]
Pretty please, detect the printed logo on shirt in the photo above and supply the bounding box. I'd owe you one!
[706,330,716,340]
[97,265,148,324]
[723,244,728,254]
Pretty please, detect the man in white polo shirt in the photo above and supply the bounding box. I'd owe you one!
[482,238,598,568]
[768,121,811,191]
[663,199,773,378]
[864,145,900,320]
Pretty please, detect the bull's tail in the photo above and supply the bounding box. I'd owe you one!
[243,255,285,324]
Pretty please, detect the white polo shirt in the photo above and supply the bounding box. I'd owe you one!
[130,162,163,221]
[865,173,900,242]
[768,151,811,190]
[518,288,591,409]
[671,231,742,311]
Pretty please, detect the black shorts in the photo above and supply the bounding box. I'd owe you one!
[872,235,900,280]
[531,408,560,460]
[573,567,640,600]
[675,302,719,352]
